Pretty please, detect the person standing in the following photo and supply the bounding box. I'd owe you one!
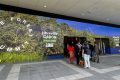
[94,42,100,63]
[75,41,82,65]
[67,43,75,63]
[82,41,91,68]
[89,43,94,61]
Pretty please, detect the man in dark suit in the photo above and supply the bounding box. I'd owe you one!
[75,41,82,65]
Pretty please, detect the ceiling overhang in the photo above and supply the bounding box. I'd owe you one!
[0,3,120,28]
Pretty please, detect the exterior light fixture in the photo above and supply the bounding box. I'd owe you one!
[44,5,47,8]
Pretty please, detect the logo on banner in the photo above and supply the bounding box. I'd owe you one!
[113,36,120,46]
[42,31,58,47]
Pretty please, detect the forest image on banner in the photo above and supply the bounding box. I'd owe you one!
[0,10,120,63]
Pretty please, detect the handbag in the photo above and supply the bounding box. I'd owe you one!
[79,58,84,68]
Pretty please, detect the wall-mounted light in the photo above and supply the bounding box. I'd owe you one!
[43,0,47,8]
[44,5,47,8]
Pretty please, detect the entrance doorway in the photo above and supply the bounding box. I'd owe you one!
[95,38,111,55]
[64,36,86,57]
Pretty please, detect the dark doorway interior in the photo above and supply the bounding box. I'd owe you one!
[64,36,86,57]
[95,38,111,55]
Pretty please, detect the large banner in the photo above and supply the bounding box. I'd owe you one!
[0,10,120,63]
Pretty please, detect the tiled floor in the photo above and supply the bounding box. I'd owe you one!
[19,62,79,80]
[0,54,120,80]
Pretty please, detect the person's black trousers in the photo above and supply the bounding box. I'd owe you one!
[76,54,80,65]
[79,51,82,60]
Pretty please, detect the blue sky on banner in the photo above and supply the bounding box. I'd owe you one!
[0,9,119,36]
[57,19,120,37]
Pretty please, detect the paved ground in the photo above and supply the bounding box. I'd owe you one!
[0,54,120,80]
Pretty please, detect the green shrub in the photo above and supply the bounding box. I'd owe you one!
[0,52,43,64]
